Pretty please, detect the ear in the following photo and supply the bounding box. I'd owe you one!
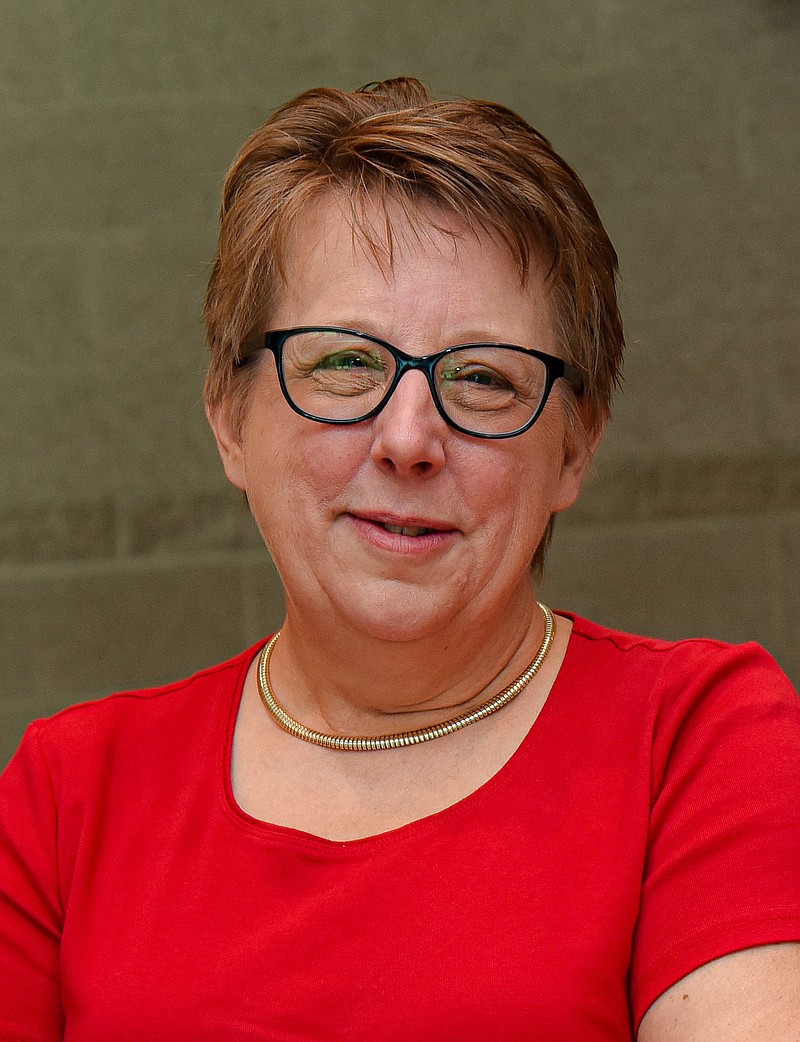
[552,416,606,515]
[206,398,247,493]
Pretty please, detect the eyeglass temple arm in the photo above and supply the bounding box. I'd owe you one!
[560,360,584,394]
[235,334,272,367]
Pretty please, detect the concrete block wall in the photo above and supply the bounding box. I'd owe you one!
[2,0,798,765]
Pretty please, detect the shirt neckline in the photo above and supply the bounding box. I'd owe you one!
[219,615,580,854]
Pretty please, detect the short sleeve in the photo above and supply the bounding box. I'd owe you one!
[0,726,65,1041]
[630,642,800,1029]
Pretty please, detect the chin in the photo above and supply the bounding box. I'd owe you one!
[330,581,470,644]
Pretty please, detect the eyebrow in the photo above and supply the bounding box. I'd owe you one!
[310,322,535,349]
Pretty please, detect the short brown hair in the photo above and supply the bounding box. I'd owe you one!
[203,78,625,571]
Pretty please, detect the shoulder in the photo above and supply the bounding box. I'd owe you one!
[557,612,799,801]
[14,643,263,789]
[565,610,787,670]
[562,611,797,711]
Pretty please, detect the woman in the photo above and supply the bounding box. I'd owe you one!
[0,78,798,1041]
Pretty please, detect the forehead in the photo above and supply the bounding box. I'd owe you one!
[280,189,534,287]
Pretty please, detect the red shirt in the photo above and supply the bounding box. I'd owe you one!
[1,615,799,1040]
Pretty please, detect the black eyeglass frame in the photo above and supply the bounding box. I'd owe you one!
[236,326,584,440]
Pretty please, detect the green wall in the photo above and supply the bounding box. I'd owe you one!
[2,0,799,763]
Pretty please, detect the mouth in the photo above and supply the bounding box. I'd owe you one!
[379,522,438,537]
[349,512,457,539]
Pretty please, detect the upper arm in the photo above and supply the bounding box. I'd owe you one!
[630,644,800,1025]
[0,727,65,1039]
[638,943,800,1042]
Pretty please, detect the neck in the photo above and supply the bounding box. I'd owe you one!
[268,585,546,736]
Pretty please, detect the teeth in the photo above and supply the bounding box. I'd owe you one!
[383,524,433,537]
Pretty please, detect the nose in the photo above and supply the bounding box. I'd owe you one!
[369,370,448,477]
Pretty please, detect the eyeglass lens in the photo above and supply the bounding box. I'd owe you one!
[280,329,549,436]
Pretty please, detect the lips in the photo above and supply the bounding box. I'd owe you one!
[349,512,457,538]
[345,511,458,558]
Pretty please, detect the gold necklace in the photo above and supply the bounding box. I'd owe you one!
[256,603,556,751]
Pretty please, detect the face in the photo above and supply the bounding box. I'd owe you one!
[210,194,598,643]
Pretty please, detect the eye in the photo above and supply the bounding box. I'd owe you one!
[314,350,385,372]
[441,363,513,390]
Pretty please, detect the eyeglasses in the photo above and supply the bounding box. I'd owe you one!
[236,326,583,439]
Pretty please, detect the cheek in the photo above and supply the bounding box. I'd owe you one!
[244,421,368,522]
[295,426,372,493]
[484,427,566,537]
